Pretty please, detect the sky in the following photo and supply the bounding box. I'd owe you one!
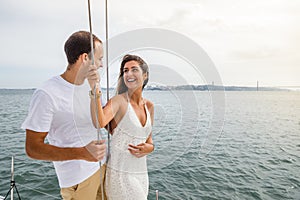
[0,0,299,88]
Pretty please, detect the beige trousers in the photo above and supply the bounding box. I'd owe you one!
[60,164,107,200]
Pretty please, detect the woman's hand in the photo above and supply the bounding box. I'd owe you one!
[87,65,100,90]
[128,143,154,158]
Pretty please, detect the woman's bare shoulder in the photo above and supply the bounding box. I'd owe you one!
[144,98,154,110]
[109,93,126,102]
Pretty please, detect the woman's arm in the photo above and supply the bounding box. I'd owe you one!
[90,89,121,128]
[128,134,154,158]
[87,65,121,128]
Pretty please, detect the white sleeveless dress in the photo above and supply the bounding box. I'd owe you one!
[105,99,152,200]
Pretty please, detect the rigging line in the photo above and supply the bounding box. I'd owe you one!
[105,0,111,164]
[87,0,95,65]
[87,1,105,200]
[17,185,61,199]
[87,0,101,142]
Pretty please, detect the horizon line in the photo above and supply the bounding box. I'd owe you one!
[1,84,300,90]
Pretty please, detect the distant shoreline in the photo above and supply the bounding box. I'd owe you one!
[1,85,298,91]
[145,85,289,91]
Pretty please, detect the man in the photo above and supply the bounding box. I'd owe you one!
[22,31,106,199]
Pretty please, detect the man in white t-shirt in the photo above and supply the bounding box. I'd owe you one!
[22,31,107,199]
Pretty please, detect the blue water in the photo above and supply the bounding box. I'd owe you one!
[0,89,299,199]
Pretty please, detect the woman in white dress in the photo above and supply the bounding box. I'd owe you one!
[89,54,155,200]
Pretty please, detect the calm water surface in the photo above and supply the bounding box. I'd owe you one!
[0,89,299,199]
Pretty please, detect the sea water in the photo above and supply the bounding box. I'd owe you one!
[0,89,299,199]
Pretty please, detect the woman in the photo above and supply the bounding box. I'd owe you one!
[90,54,154,199]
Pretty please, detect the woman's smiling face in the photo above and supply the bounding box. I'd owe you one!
[123,60,147,90]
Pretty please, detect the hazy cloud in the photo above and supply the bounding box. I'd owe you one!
[0,0,299,87]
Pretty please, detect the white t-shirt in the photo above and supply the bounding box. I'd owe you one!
[22,75,106,188]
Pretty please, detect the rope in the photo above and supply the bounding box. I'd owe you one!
[87,19,104,200]
[87,0,95,65]
[87,0,105,199]
[105,0,111,164]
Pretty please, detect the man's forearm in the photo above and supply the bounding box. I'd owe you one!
[26,142,89,161]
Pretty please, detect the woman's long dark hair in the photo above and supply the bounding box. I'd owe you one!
[116,54,149,95]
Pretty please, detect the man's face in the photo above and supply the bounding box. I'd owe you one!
[93,41,103,69]
[76,41,103,85]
